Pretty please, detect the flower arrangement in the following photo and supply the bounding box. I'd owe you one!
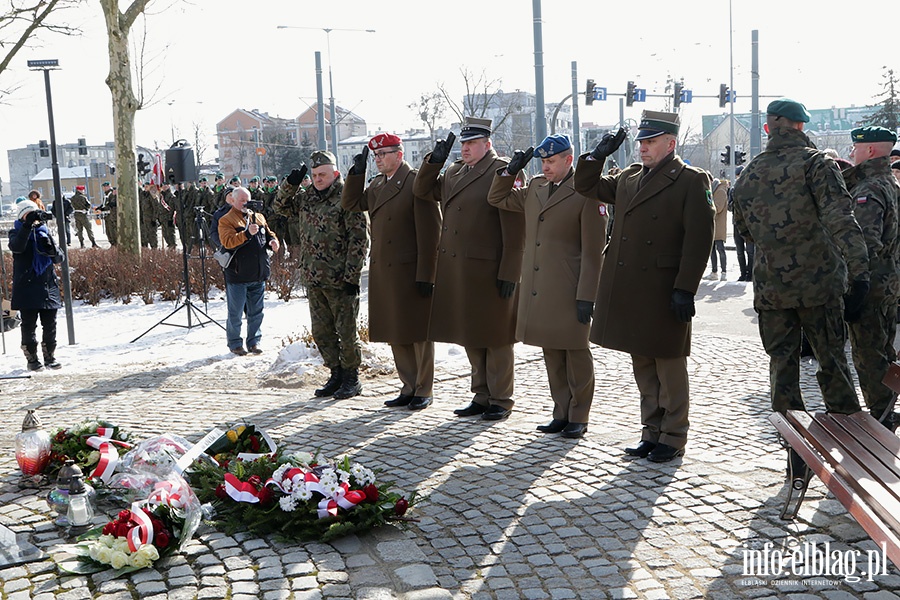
[205,423,276,467]
[48,420,132,481]
[59,476,201,576]
[189,450,418,542]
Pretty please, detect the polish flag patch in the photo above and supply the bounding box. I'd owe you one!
[856,196,868,204]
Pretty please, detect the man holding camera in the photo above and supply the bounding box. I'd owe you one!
[275,151,369,399]
[218,186,279,356]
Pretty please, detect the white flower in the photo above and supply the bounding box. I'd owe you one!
[86,451,101,465]
[350,464,365,479]
[318,469,338,488]
[323,481,342,497]
[271,464,289,482]
[293,484,313,502]
[130,552,152,569]
[135,543,159,562]
[98,534,116,548]
[95,546,113,565]
[109,550,129,570]
[335,469,351,484]
[290,452,313,466]
[112,538,130,554]
[88,542,101,561]
[279,496,297,512]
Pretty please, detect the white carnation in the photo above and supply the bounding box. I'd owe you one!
[279,496,296,512]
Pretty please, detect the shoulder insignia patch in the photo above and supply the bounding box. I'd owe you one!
[598,204,607,216]
[706,190,713,205]
[856,196,867,204]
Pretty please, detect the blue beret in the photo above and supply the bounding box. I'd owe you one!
[766,98,810,123]
[535,134,571,158]
[850,126,897,144]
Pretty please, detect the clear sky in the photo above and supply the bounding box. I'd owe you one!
[0,0,893,184]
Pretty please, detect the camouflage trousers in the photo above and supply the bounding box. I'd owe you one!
[105,210,117,246]
[140,220,158,248]
[160,218,176,249]
[308,286,361,371]
[758,303,862,415]
[73,213,96,245]
[848,292,898,418]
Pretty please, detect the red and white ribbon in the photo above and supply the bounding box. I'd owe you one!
[223,472,260,503]
[316,483,366,519]
[151,153,164,186]
[126,502,154,553]
[148,481,186,509]
[85,433,131,483]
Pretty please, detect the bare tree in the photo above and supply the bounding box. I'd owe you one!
[438,67,518,131]
[191,121,207,172]
[99,0,152,256]
[408,91,448,144]
[0,0,81,96]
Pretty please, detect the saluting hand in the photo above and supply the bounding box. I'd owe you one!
[507,147,535,175]
[429,131,457,164]
[287,164,308,186]
[350,146,369,176]
[590,127,627,161]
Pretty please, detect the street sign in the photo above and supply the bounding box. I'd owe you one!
[682,90,693,104]
[256,147,266,156]
[26,59,59,69]
[634,88,646,103]
[593,87,607,102]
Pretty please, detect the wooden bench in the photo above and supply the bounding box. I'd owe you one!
[770,409,900,569]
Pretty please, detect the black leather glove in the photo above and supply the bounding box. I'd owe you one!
[507,147,535,175]
[590,127,628,161]
[23,211,40,227]
[670,289,695,323]
[287,165,308,186]
[497,279,516,299]
[429,131,457,164]
[576,300,594,324]
[349,146,369,176]
[844,278,870,322]
[344,282,360,296]
[415,281,434,298]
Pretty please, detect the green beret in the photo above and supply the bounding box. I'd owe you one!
[310,150,336,168]
[249,176,260,182]
[850,126,897,144]
[102,181,111,187]
[198,176,208,182]
[766,98,810,123]
[229,176,241,184]
[215,172,224,179]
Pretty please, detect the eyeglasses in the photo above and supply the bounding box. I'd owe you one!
[373,149,399,159]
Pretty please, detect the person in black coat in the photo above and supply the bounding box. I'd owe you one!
[8,200,64,370]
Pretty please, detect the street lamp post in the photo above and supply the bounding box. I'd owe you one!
[277,26,375,162]
[27,59,75,345]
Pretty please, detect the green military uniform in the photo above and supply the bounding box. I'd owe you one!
[262,178,288,246]
[139,187,160,249]
[842,127,900,421]
[158,186,177,249]
[274,158,369,372]
[99,185,118,246]
[175,184,201,252]
[732,99,869,415]
[70,189,98,248]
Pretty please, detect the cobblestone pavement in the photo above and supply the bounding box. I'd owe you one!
[1,277,900,599]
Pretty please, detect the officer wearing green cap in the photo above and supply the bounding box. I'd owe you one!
[732,99,870,471]
[843,125,900,429]
[574,110,714,463]
[248,176,263,202]
[275,151,369,400]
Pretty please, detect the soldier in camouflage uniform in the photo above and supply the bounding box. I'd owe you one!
[212,173,227,210]
[732,98,869,418]
[139,182,160,249]
[175,181,202,253]
[262,176,288,248]
[198,177,216,214]
[70,185,99,248]
[275,151,369,399]
[843,126,900,429]
[158,183,177,249]
[99,182,118,246]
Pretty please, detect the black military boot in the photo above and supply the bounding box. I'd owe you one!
[22,344,43,371]
[42,342,61,370]
[333,368,362,400]
[314,367,343,397]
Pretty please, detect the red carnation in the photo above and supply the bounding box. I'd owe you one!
[363,484,379,503]
[114,520,130,538]
[215,483,228,500]
[102,521,116,536]
[247,475,262,489]
[257,486,274,506]
[55,431,67,442]
[394,498,409,516]
[249,435,261,452]
[117,510,131,521]
[221,459,230,470]
[154,530,170,549]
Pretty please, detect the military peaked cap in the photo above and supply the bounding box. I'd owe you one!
[635,110,680,140]
[310,151,337,168]
[459,117,492,141]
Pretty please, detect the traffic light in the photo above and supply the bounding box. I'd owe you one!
[586,78,596,106]
[719,84,729,108]
[720,145,731,165]
[735,148,746,165]
[77,138,87,155]
[137,153,150,177]
[626,81,636,107]
[673,82,684,108]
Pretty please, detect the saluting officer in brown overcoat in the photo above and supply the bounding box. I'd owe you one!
[575,111,714,462]
[488,134,606,438]
[413,117,526,421]
[342,133,442,411]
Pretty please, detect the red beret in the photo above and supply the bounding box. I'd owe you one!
[368,133,401,150]
[75,185,86,191]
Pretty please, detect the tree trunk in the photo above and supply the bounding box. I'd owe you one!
[99,0,149,256]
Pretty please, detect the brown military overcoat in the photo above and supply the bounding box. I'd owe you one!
[488,168,606,350]
[575,154,714,358]
[413,149,525,347]
[343,162,441,345]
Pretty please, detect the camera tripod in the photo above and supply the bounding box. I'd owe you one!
[131,201,224,343]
